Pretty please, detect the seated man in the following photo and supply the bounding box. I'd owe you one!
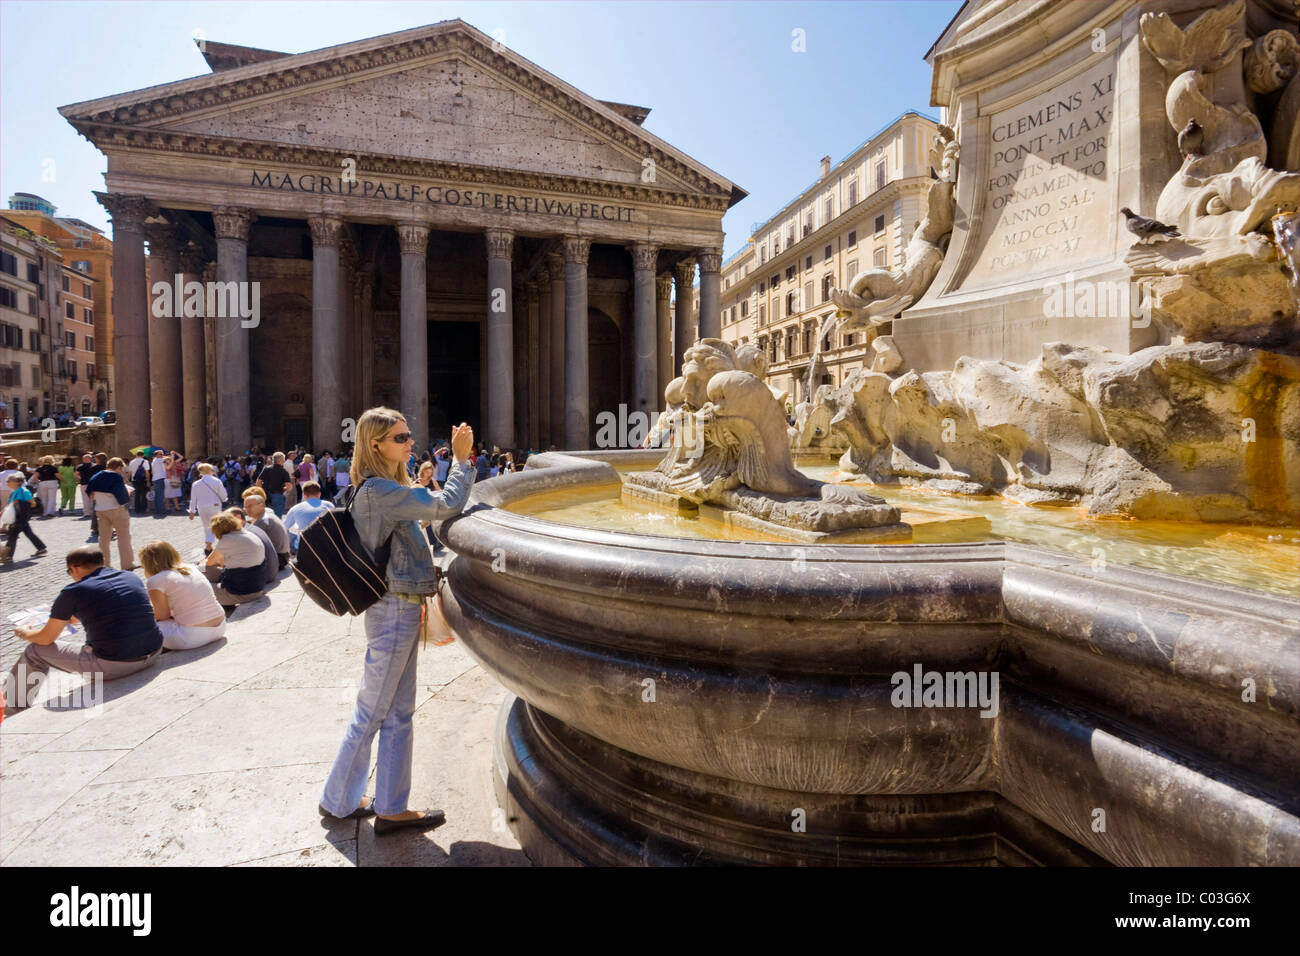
[5,546,163,710]
[222,507,278,586]
[201,513,266,607]
[281,481,334,554]
[241,487,290,571]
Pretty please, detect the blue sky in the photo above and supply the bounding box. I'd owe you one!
[0,0,959,258]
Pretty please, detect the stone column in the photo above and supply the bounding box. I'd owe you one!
[396,223,430,452]
[512,278,528,451]
[563,237,591,449]
[212,205,256,454]
[145,220,184,454]
[356,265,375,411]
[697,248,722,341]
[338,236,358,425]
[546,251,565,449]
[485,228,515,449]
[538,264,552,447]
[308,215,345,453]
[656,274,673,398]
[527,278,544,449]
[628,243,659,417]
[95,192,153,452]
[178,244,208,458]
[673,258,697,376]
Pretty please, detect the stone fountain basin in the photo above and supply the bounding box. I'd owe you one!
[439,450,1299,866]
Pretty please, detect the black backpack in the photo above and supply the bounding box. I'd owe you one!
[291,479,394,616]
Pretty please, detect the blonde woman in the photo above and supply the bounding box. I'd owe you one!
[189,462,228,554]
[34,455,60,516]
[319,408,475,834]
[140,540,226,650]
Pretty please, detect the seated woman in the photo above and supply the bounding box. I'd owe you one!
[139,540,227,650]
[201,512,267,606]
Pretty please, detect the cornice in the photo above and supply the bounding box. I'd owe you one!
[61,26,742,205]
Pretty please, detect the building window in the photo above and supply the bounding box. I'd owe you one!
[804,255,812,271]
[87,363,96,380]
[802,324,814,355]
[65,330,76,348]
[848,230,857,248]
[759,303,766,325]
[824,197,833,222]
[0,287,16,308]
[843,333,855,347]
[83,308,93,324]
[26,263,39,283]
[874,248,887,267]
[848,180,858,206]
[769,336,778,362]
[847,259,858,277]
[0,251,16,276]
[875,215,886,234]
[61,274,70,292]
[770,273,780,289]
[724,277,730,290]
[786,228,794,246]
[802,224,811,237]
[65,301,74,319]
[29,330,39,351]
[81,282,91,298]
[74,261,92,274]
[31,365,40,387]
[740,300,748,317]
[759,280,766,293]
[822,275,833,301]
[786,328,797,357]
[84,335,94,352]
[823,244,832,263]
[804,282,813,307]
[786,291,797,314]
[876,160,886,190]
[26,295,36,315]
[785,265,795,281]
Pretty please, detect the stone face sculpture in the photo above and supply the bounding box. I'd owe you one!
[817,340,1299,523]
[626,338,903,535]
[1132,0,1299,345]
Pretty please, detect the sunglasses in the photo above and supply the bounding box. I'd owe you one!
[384,432,412,444]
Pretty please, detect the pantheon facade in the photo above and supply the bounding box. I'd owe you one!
[61,20,745,454]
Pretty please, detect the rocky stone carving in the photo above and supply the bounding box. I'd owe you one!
[625,338,903,535]
[1132,0,1299,345]
[818,340,1299,523]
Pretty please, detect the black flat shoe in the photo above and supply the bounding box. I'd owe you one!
[373,809,446,836]
[319,798,376,821]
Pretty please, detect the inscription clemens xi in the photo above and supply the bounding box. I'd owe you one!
[963,55,1116,288]
[249,169,636,222]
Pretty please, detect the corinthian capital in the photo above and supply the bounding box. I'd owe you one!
[396,223,429,256]
[674,258,697,285]
[656,273,673,298]
[485,228,515,260]
[307,215,345,248]
[696,248,722,273]
[95,192,154,233]
[144,220,183,259]
[178,243,209,276]
[213,206,257,242]
[562,236,591,264]
[545,251,564,275]
[629,242,659,273]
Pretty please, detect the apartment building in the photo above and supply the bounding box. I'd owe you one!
[719,111,939,406]
[0,219,46,430]
[7,192,115,414]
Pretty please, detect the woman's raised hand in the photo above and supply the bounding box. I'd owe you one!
[451,423,474,463]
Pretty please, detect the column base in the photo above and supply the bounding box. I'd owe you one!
[492,695,1106,867]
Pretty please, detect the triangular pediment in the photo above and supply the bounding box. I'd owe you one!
[60,20,745,206]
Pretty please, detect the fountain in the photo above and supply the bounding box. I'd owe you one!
[438,0,1299,865]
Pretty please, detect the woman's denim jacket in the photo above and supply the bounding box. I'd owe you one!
[351,460,475,594]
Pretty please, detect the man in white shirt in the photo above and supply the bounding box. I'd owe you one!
[150,451,169,518]
[281,481,334,553]
[127,452,149,513]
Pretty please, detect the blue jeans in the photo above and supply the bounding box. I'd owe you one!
[154,480,166,516]
[320,594,422,816]
[269,493,286,518]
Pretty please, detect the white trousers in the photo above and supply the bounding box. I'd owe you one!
[158,617,227,651]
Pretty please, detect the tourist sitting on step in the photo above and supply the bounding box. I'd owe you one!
[200,512,266,608]
[220,506,278,587]
[241,487,291,571]
[5,546,163,711]
[281,481,334,554]
[139,540,227,651]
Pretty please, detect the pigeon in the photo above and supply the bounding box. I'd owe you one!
[1121,207,1180,242]
[1177,118,1203,157]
